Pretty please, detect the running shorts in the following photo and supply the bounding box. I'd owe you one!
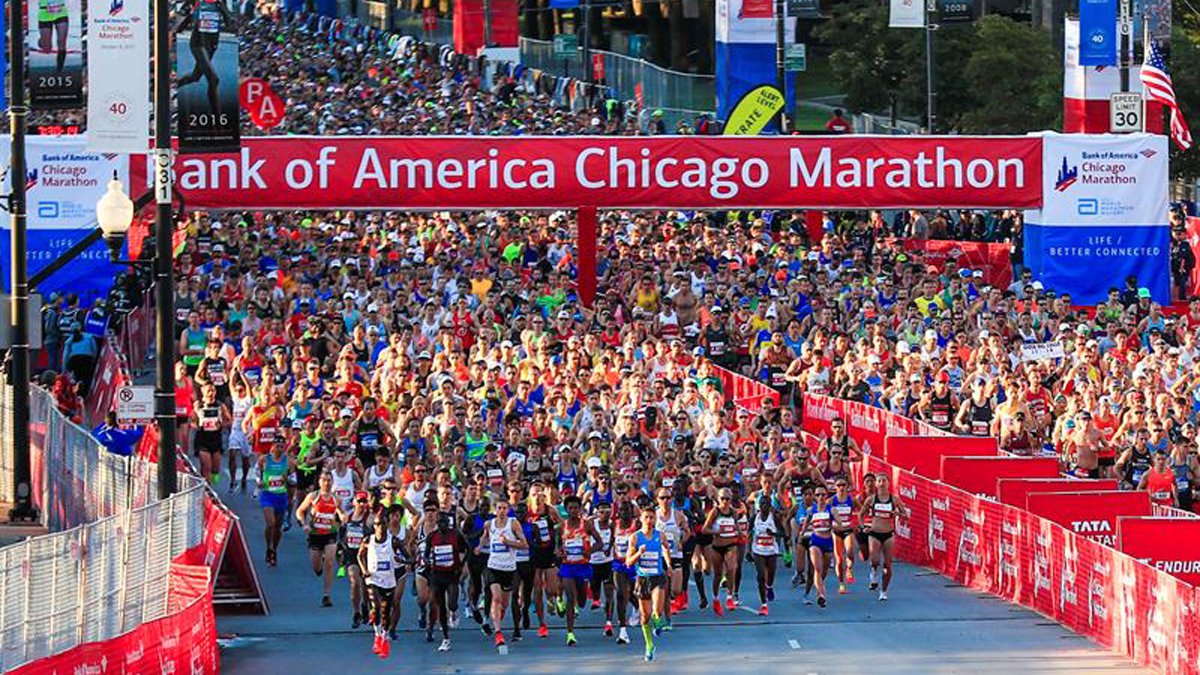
[487,568,515,592]
[307,532,337,551]
[259,491,288,516]
[558,562,592,581]
[612,563,636,581]
[532,547,558,570]
[810,535,834,553]
[633,574,666,600]
[590,562,613,583]
[868,530,893,543]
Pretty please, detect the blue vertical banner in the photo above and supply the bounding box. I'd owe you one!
[1023,133,1170,304]
[716,0,796,126]
[1078,0,1118,66]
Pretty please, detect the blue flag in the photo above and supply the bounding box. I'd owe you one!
[1079,0,1118,66]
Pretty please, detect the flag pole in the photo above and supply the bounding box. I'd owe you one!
[1140,17,1148,133]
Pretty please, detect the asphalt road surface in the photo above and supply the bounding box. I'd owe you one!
[216,488,1145,675]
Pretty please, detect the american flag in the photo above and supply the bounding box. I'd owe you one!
[1140,41,1192,150]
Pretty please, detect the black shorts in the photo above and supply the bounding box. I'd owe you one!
[430,570,459,593]
[39,16,68,29]
[339,546,361,568]
[855,527,870,550]
[869,531,893,544]
[516,560,534,583]
[487,568,516,592]
[532,547,558,570]
[799,534,811,548]
[670,556,684,570]
[590,563,613,583]
[1098,456,1116,468]
[296,470,318,494]
[712,543,735,557]
[694,532,714,547]
[633,574,666,600]
[308,532,336,551]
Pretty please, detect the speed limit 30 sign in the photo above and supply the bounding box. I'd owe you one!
[1110,93,1142,133]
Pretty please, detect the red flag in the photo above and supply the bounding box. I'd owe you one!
[738,0,773,19]
[1187,216,1200,299]
[238,78,286,131]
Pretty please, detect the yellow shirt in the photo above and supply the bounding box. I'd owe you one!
[914,294,946,318]
[470,277,493,302]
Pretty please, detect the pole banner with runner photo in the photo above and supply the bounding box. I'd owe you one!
[87,0,150,152]
[176,0,240,154]
[27,0,84,108]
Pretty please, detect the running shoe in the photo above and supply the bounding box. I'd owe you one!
[372,635,382,654]
[726,597,737,611]
[790,573,801,589]
[480,621,493,636]
[713,600,724,617]
[604,621,613,637]
[804,592,813,606]
[839,583,847,595]
[566,631,577,646]
[449,610,460,629]
[495,631,506,647]
[426,629,434,643]
[556,596,567,615]
[439,639,451,652]
[537,623,549,639]
[617,626,630,645]
[766,586,775,602]
[471,607,484,625]
[591,599,601,610]
[869,581,879,591]
[652,616,664,637]
[321,595,332,607]
[419,613,427,629]
[698,597,709,610]
[378,638,390,659]
[513,628,523,641]
[759,604,769,616]
[817,595,827,608]
[663,618,673,632]
[388,629,398,641]
[336,566,346,578]
[352,612,362,629]
[847,568,855,584]
[644,644,656,662]
[879,590,888,602]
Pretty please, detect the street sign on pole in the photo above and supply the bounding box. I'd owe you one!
[785,43,807,72]
[553,34,579,60]
[116,385,154,424]
[1110,92,1142,133]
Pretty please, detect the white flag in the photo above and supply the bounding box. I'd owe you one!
[87,0,150,152]
[889,0,925,28]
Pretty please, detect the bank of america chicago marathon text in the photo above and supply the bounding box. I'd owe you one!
[176,145,1031,199]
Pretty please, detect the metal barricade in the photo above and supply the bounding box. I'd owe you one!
[519,37,715,128]
[391,9,453,46]
[0,384,206,673]
[0,384,12,510]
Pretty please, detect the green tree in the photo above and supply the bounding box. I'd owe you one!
[958,15,1061,133]
[815,0,912,116]
[1168,23,1200,182]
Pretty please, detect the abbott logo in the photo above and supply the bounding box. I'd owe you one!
[1077,198,1099,215]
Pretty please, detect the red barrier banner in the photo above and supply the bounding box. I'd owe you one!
[843,401,1200,674]
[940,456,1061,497]
[804,394,939,457]
[1026,491,1152,547]
[11,565,218,675]
[132,136,1045,211]
[84,342,125,427]
[997,477,1119,507]
[713,366,780,415]
[901,238,1014,290]
[1117,517,1200,586]
[884,435,997,477]
[1187,216,1200,299]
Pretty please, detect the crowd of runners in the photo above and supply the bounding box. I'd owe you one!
[144,3,1200,665]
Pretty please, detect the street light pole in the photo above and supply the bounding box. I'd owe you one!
[153,0,177,499]
[925,0,937,133]
[7,0,37,521]
[774,0,788,132]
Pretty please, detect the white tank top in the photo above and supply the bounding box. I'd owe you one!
[330,467,355,512]
[751,512,779,556]
[405,481,429,513]
[230,394,252,430]
[655,507,683,559]
[589,521,614,564]
[366,464,393,490]
[487,519,517,571]
[366,535,397,589]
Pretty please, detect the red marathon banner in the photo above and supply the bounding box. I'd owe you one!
[939,456,1061,498]
[1026,491,1152,547]
[901,238,1014,290]
[884,435,997,477]
[996,477,1119,508]
[1117,517,1200,586]
[141,136,1045,211]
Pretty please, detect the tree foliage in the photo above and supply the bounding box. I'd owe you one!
[1169,17,1200,182]
[815,2,1060,134]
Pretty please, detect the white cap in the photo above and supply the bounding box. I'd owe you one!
[586,457,603,469]
[1031,281,1044,290]
[979,329,990,339]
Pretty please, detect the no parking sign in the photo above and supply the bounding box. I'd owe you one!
[116,385,154,424]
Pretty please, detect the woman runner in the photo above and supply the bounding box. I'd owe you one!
[803,486,835,608]
[750,495,787,615]
[860,473,909,601]
[296,472,346,607]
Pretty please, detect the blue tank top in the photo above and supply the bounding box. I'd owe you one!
[634,529,665,577]
[591,489,613,510]
[557,464,578,492]
[1174,459,1193,495]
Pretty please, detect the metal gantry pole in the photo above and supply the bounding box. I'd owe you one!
[153,0,177,499]
[925,0,937,133]
[8,0,37,521]
[775,0,787,132]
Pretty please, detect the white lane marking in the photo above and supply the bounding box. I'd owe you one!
[788,639,801,650]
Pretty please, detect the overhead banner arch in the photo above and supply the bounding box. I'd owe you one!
[139,135,1045,211]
